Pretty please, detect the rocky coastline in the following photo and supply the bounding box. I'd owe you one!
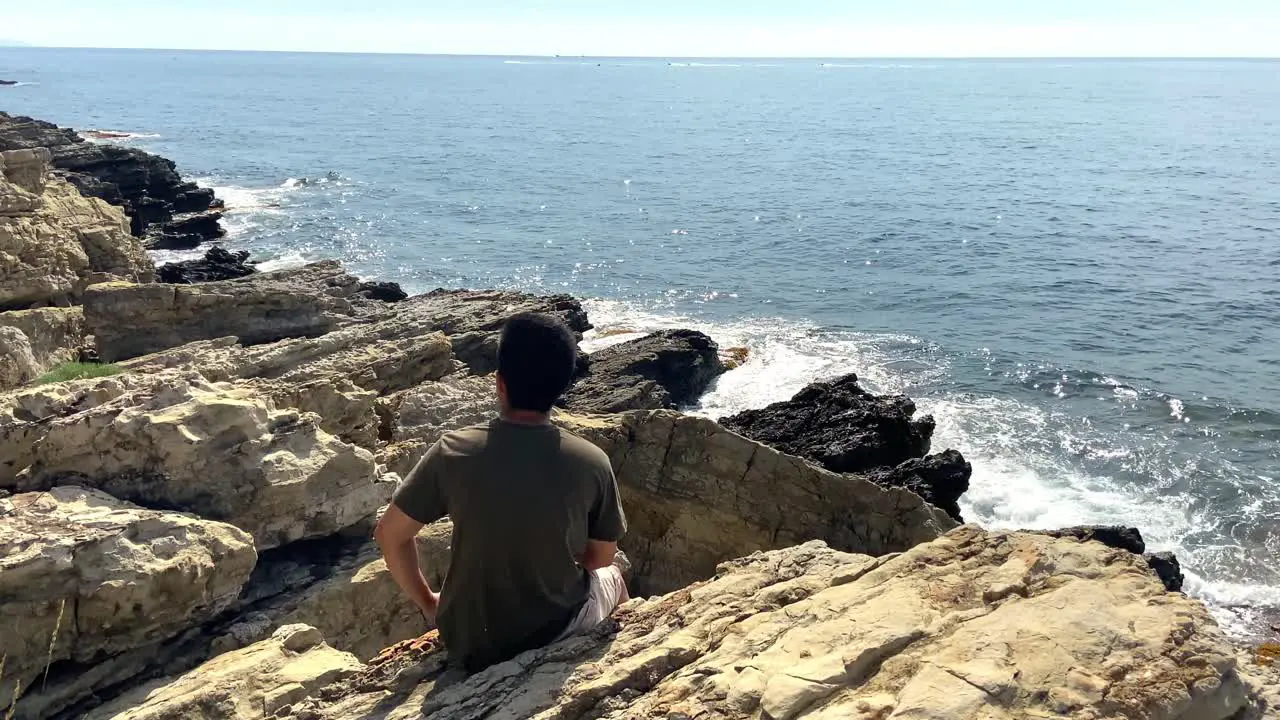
[1,117,1278,719]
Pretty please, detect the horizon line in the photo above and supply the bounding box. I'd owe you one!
[2,45,1278,61]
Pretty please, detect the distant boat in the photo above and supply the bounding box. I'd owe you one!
[0,79,18,86]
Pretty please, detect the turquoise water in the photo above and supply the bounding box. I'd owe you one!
[3,48,1279,635]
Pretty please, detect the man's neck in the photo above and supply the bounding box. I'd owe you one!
[501,409,551,426]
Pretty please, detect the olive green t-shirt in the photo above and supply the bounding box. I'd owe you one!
[391,419,626,672]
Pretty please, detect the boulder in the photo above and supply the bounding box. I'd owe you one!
[156,245,256,283]
[560,329,726,413]
[722,373,934,473]
[559,410,955,594]
[0,148,153,310]
[0,307,87,389]
[82,261,377,361]
[0,111,224,242]
[0,325,40,389]
[2,373,395,549]
[81,625,363,720]
[0,486,257,719]
[284,527,1262,720]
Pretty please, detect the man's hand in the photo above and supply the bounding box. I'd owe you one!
[420,590,441,624]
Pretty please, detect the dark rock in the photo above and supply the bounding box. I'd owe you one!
[1043,525,1146,555]
[357,281,408,303]
[157,246,257,284]
[145,211,226,250]
[864,449,972,522]
[559,329,726,414]
[1145,551,1184,593]
[0,112,223,243]
[721,373,935,474]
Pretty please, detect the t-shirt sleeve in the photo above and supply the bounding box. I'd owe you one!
[588,460,627,542]
[392,439,448,525]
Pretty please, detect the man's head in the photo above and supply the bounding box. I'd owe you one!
[496,312,578,415]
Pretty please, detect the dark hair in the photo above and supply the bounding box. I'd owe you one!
[497,312,578,413]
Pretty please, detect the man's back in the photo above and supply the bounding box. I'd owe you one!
[393,419,625,671]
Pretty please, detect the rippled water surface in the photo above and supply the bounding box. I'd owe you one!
[3,49,1279,636]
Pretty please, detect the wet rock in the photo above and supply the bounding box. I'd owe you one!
[864,449,972,522]
[560,329,726,413]
[143,211,225,250]
[156,246,256,283]
[356,280,407,302]
[721,373,935,474]
[1044,525,1147,554]
[1146,551,1185,593]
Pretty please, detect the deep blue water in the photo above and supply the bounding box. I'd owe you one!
[3,49,1279,636]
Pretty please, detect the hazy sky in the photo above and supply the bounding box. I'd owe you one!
[3,1,1279,57]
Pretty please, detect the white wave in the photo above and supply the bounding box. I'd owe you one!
[255,251,312,272]
[578,297,1280,640]
[80,129,161,143]
[147,247,206,265]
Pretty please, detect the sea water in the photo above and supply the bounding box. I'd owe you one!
[3,49,1278,638]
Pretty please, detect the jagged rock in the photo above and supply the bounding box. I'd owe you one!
[144,211,225,250]
[82,261,378,361]
[0,112,223,242]
[156,245,256,283]
[356,280,407,303]
[0,486,257,719]
[0,325,40,388]
[560,329,726,413]
[377,374,497,476]
[281,527,1259,720]
[81,625,363,720]
[1146,551,1185,593]
[559,410,955,595]
[863,448,972,523]
[0,148,153,310]
[722,373,935,473]
[0,373,395,549]
[0,307,87,389]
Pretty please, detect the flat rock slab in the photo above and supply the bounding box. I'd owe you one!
[283,527,1263,720]
[0,486,257,718]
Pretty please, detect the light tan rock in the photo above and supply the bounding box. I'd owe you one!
[0,307,87,389]
[81,624,363,720]
[0,148,152,310]
[559,409,955,594]
[377,374,496,476]
[286,527,1261,720]
[215,520,454,662]
[0,325,40,388]
[2,372,396,548]
[0,486,257,718]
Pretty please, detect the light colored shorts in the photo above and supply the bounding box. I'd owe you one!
[555,566,627,641]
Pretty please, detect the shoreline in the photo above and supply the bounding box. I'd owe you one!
[3,112,1279,717]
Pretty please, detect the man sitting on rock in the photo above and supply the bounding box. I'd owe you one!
[376,312,629,672]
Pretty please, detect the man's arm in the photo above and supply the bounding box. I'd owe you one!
[375,504,440,621]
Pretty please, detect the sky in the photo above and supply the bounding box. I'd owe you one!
[2,1,1279,57]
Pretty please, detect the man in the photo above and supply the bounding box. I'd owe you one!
[375,312,628,672]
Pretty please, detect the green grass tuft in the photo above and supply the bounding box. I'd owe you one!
[34,362,124,385]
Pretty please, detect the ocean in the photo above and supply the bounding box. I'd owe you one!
[3,48,1278,639]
